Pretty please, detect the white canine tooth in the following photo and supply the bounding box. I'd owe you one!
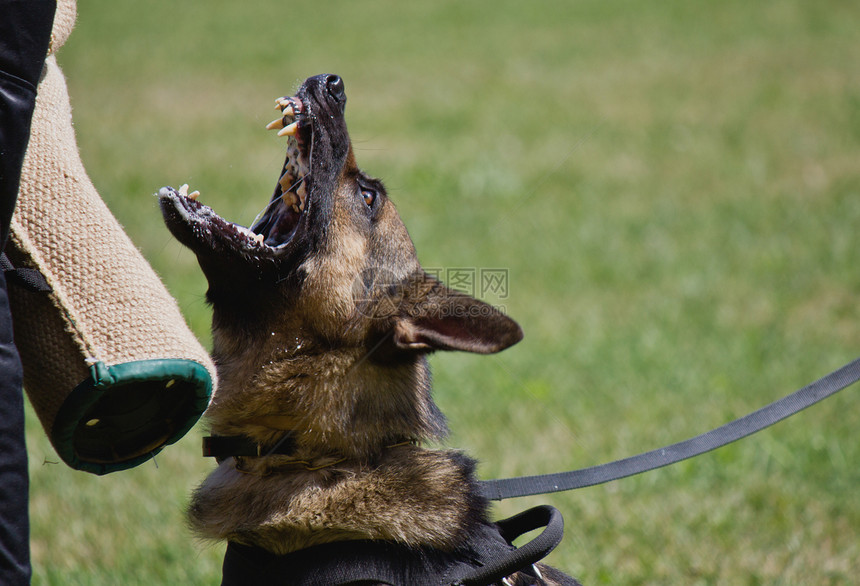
[280,104,294,117]
[276,97,293,110]
[253,233,265,244]
[278,121,298,137]
[178,184,189,197]
[188,190,200,200]
[266,118,285,130]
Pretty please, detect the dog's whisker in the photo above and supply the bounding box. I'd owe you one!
[248,171,310,229]
[249,196,279,228]
[348,330,394,373]
[261,433,296,457]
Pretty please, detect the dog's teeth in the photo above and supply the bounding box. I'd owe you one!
[278,121,299,137]
[275,97,295,112]
[266,118,285,130]
[282,191,299,206]
[279,172,295,192]
[178,184,189,197]
[253,232,265,244]
[280,104,294,117]
[297,182,307,211]
[188,190,200,201]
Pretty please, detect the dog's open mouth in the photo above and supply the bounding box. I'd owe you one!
[159,94,311,257]
[250,96,310,247]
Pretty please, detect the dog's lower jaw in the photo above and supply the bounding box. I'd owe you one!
[187,444,487,555]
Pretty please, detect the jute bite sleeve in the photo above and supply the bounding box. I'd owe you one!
[5,1,215,475]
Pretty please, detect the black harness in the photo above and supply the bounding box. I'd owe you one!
[204,438,574,584]
[220,505,568,586]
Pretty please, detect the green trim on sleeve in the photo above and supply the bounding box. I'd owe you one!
[50,359,212,475]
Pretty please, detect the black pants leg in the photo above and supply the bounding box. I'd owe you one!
[0,1,56,584]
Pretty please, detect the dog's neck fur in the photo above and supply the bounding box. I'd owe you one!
[204,301,449,459]
[188,308,485,555]
[188,441,486,555]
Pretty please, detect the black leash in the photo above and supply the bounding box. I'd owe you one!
[479,355,860,501]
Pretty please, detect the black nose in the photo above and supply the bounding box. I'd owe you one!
[326,75,345,102]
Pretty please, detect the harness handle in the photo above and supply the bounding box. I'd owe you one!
[456,505,564,586]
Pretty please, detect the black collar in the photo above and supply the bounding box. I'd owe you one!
[202,434,297,459]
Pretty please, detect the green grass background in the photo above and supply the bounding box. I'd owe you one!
[24,0,859,583]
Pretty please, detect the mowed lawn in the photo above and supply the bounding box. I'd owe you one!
[24,0,859,583]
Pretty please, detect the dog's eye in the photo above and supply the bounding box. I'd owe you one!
[360,187,376,208]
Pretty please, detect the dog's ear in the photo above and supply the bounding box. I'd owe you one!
[392,273,523,354]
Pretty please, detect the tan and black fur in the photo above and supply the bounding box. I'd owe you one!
[160,74,578,584]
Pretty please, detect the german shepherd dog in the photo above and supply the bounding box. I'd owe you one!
[160,74,579,585]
